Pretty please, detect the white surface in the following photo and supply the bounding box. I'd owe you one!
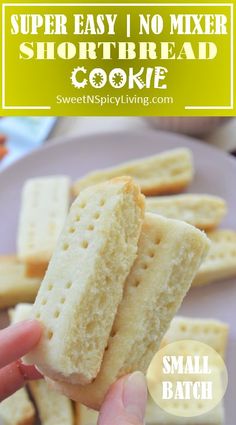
[0,130,235,424]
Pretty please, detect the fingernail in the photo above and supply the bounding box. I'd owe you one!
[123,371,147,422]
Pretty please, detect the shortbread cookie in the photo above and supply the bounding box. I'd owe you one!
[9,303,32,324]
[146,194,226,231]
[17,176,71,278]
[75,403,98,425]
[9,304,74,425]
[72,148,193,196]
[194,229,236,286]
[24,177,145,385]
[146,394,224,425]
[161,316,229,358]
[0,389,35,425]
[0,256,41,308]
[53,213,209,409]
[206,229,236,244]
[28,381,74,425]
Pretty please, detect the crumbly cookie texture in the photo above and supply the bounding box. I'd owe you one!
[0,389,35,425]
[72,148,193,196]
[162,316,229,358]
[52,213,209,409]
[17,176,71,278]
[194,229,236,286]
[24,177,145,385]
[0,256,40,308]
[146,194,226,231]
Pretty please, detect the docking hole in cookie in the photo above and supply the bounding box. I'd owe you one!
[63,242,69,251]
[133,279,141,287]
[99,199,105,206]
[81,240,89,249]
[68,227,76,233]
[154,237,161,245]
[86,320,96,332]
[47,330,53,340]
[180,324,187,332]
[98,292,106,307]
[93,212,100,220]
[171,167,182,176]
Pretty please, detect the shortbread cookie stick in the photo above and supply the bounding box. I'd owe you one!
[72,148,193,196]
[53,213,209,409]
[9,303,33,323]
[193,229,236,286]
[75,403,98,425]
[9,304,74,425]
[0,256,41,308]
[161,316,229,358]
[146,194,226,231]
[206,229,236,244]
[17,176,71,278]
[24,177,145,385]
[0,389,35,425]
[29,381,74,425]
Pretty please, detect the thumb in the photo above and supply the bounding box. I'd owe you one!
[98,372,147,425]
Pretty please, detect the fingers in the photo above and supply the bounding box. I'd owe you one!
[0,320,42,368]
[19,362,43,380]
[0,321,43,401]
[0,360,42,402]
[98,372,147,425]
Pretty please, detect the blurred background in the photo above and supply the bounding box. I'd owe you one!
[0,116,236,169]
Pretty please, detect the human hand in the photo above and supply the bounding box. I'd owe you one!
[0,320,42,401]
[0,321,147,425]
[98,371,147,425]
